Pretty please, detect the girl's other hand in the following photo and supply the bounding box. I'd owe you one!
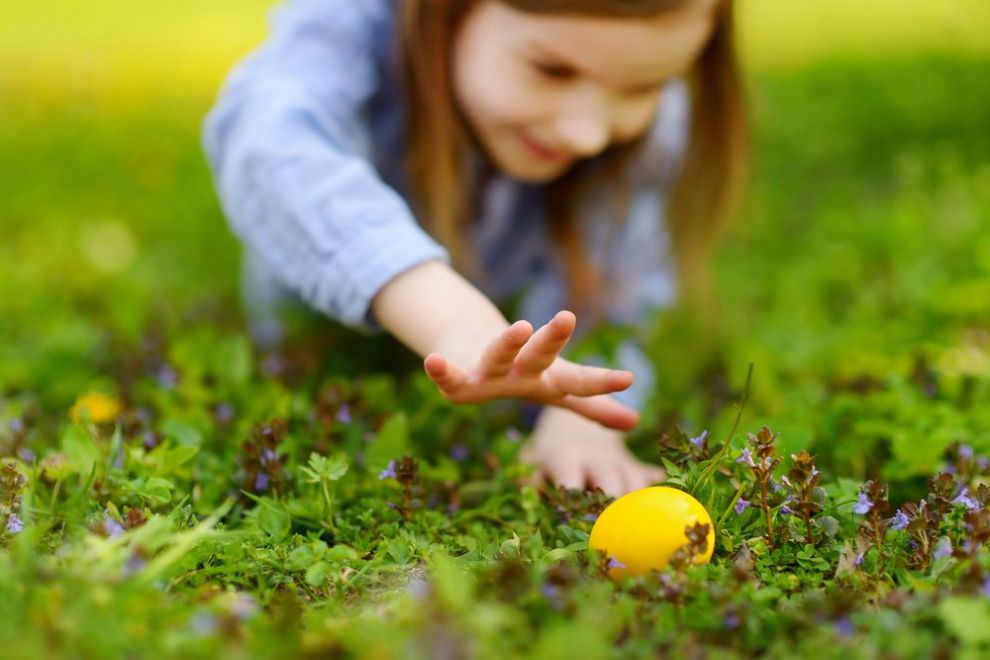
[518,407,665,498]
[424,311,639,430]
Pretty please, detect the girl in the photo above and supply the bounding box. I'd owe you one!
[203,0,748,497]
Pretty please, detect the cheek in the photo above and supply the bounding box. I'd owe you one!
[454,54,542,132]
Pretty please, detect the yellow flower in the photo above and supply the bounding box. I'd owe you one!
[70,392,122,424]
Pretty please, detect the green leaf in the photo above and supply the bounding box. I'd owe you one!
[257,499,291,538]
[159,419,203,447]
[61,424,101,476]
[939,596,990,645]
[364,414,409,474]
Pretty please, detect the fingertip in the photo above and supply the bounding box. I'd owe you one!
[423,353,446,378]
[608,370,635,391]
[555,310,577,328]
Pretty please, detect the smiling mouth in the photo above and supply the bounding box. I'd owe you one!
[518,130,566,162]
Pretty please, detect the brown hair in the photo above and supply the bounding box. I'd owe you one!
[399,0,748,320]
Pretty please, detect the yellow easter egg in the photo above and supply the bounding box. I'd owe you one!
[589,486,714,580]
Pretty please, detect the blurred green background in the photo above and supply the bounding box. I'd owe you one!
[1,0,989,466]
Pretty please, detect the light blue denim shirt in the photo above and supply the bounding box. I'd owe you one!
[202,0,691,411]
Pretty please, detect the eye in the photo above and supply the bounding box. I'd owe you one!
[533,61,575,80]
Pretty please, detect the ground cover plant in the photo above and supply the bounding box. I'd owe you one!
[1,1,989,657]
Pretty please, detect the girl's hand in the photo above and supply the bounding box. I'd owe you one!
[518,407,665,498]
[423,311,638,430]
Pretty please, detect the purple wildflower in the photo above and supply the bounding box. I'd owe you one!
[736,448,755,467]
[17,447,35,463]
[542,583,560,600]
[254,472,269,492]
[156,364,179,389]
[834,617,854,639]
[379,460,397,480]
[189,612,218,636]
[407,578,430,600]
[982,576,990,601]
[853,492,874,515]
[230,594,260,620]
[6,513,23,535]
[336,403,352,424]
[102,515,125,539]
[890,510,910,531]
[607,557,627,570]
[449,443,469,463]
[952,487,980,511]
[214,403,234,425]
[724,613,740,630]
[854,551,865,567]
[113,451,124,470]
[959,444,974,460]
[260,447,278,466]
[9,418,24,434]
[933,537,953,561]
[688,430,709,449]
[505,427,521,442]
[780,504,794,516]
[122,553,147,577]
[583,513,598,523]
[142,431,158,449]
[734,498,751,515]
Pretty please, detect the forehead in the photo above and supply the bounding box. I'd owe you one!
[505,2,716,82]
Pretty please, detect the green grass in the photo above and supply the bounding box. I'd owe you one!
[1,2,990,657]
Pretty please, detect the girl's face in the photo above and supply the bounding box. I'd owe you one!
[452,0,718,182]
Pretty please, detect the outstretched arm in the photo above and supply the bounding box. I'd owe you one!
[371,260,640,431]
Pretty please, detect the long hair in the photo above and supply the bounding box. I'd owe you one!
[399,0,749,318]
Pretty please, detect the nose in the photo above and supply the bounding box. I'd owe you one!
[553,94,611,158]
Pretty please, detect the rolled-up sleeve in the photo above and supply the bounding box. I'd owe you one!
[202,0,448,330]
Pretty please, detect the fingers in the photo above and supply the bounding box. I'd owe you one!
[424,353,469,395]
[554,394,640,431]
[549,361,634,398]
[478,320,532,379]
[514,311,576,375]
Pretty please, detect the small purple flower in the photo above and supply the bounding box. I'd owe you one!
[9,418,24,434]
[607,557,627,570]
[945,463,957,474]
[933,537,953,561]
[156,364,179,389]
[734,498,751,515]
[141,431,157,449]
[542,583,560,600]
[834,617,854,639]
[688,430,709,449]
[214,403,234,425]
[407,578,430,600]
[189,612,218,636]
[102,516,125,539]
[780,504,794,516]
[724,613,740,630]
[122,553,147,577]
[505,427,521,442]
[959,444,974,460]
[890,510,910,531]
[952,487,980,511]
[770,477,784,493]
[854,551,865,567]
[378,460,397,480]
[449,443,469,463]
[254,472,269,492]
[982,576,990,601]
[113,451,124,470]
[17,447,35,463]
[736,448,755,467]
[230,594,259,620]
[6,513,23,535]
[853,492,874,515]
[336,403,352,424]
[583,513,598,523]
